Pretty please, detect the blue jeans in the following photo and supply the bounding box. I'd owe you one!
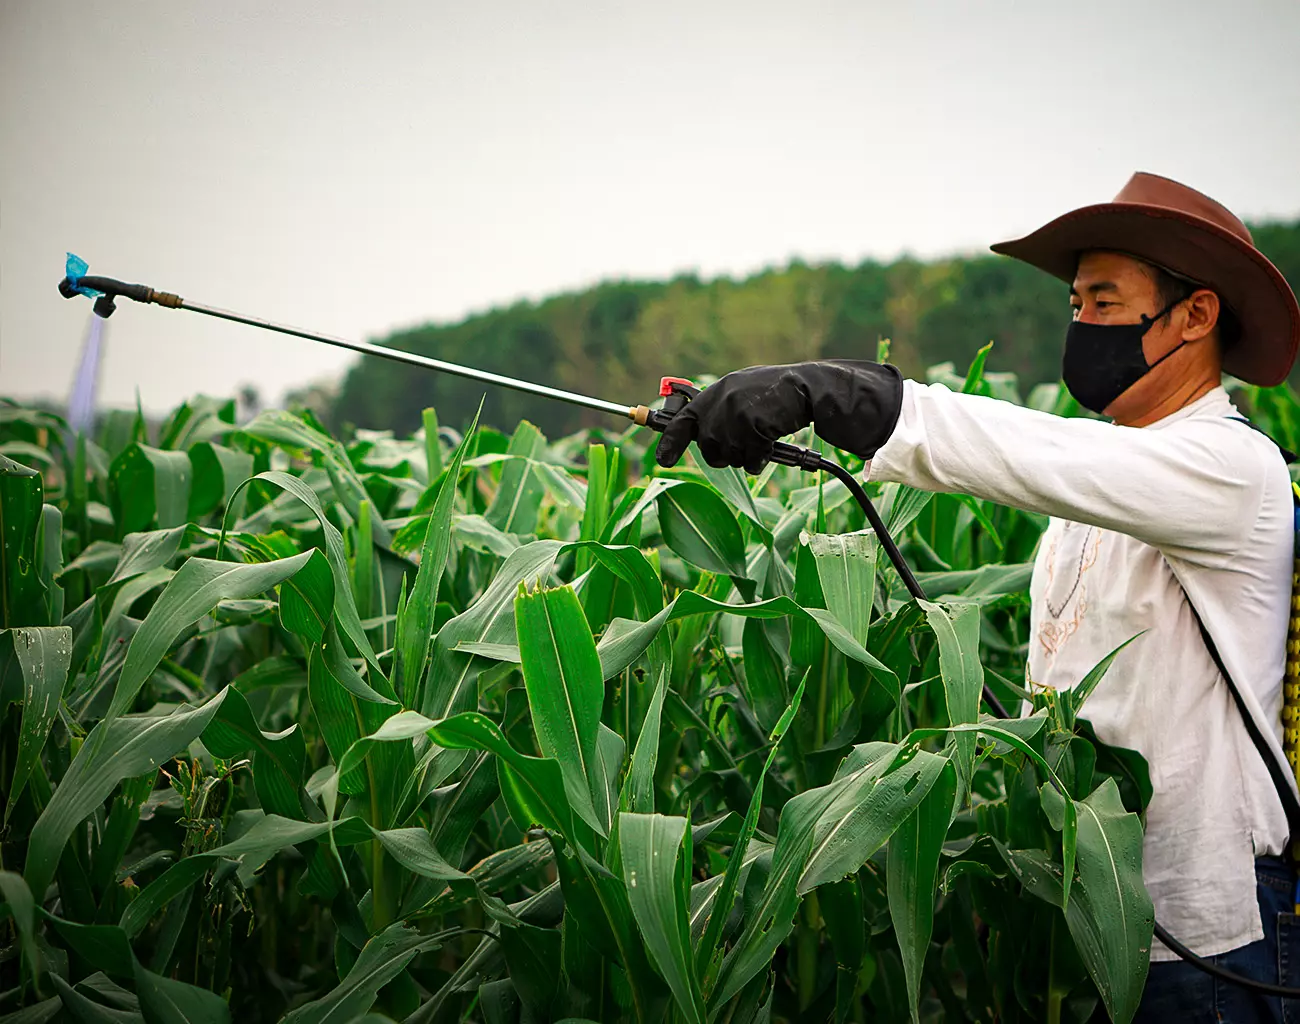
[1136,857,1300,1023]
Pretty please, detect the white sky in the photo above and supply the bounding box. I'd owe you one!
[4,0,1300,413]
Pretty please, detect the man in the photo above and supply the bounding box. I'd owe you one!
[655,173,1300,1020]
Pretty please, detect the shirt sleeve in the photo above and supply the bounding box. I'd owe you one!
[867,381,1270,560]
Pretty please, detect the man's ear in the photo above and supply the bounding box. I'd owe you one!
[1183,289,1221,342]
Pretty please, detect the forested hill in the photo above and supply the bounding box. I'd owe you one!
[333,220,1300,437]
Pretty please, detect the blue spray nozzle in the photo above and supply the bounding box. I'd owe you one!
[63,253,104,299]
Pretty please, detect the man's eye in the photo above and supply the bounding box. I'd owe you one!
[1096,301,1115,308]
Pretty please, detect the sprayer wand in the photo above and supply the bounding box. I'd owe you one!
[58,261,1008,717]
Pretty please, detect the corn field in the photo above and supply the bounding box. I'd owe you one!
[4,350,1298,1024]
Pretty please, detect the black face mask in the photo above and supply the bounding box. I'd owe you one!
[1061,298,1186,414]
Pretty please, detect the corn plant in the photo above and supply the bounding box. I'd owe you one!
[8,354,1289,1023]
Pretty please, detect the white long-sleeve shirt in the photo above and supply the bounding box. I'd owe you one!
[869,381,1295,959]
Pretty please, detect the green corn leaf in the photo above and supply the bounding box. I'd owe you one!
[201,684,306,819]
[47,918,135,978]
[485,420,546,535]
[0,869,39,985]
[550,838,664,1021]
[353,498,375,626]
[576,443,612,577]
[49,971,143,1023]
[515,582,606,831]
[106,551,313,722]
[596,591,896,698]
[919,599,983,789]
[5,625,72,821]
[799,744,948,893]
[712,740,944,1009]
[187,441,253,520]
[422,408,443,480]
[24,688,231,910]
[105,526,190,587]
[109,444,192,535]
[240,409,386,541]
[2,995,61,1023]
[348,708,586,842]
[1,451,44,628]
[620,668,668,814]
[887,759,958,1024]
[591,724,626,835]
[879,481,933,536]
[692,457,773,545]
[804,530,876,647]
[133,962,231,1024]
[996,779,1152,1024]
[620,813,705,1024]
[496,923,562,1018]
[37,503,64,625]
[282,922,444,1024]
[655,481,748,578]
[420,540,563,720]
[279,548,334,646]
[818,876,865,1024]
[228,471,386,684]
[913,720,1078,909]
[1065,779,1154,1024]
[394,407,479,704]
[697,674,805,985]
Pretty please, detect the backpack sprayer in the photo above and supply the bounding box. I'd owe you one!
[58,260,1300,999]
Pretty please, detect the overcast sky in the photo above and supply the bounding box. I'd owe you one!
[4,0,1300,414]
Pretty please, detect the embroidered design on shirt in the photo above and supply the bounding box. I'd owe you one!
[1038,525,1101,657]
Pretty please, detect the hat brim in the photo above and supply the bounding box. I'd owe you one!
[991,202,1300,386]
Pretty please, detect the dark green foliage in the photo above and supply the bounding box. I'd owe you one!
[332,221,1300,436]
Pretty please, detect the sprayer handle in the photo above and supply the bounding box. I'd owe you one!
[639,376,823,472]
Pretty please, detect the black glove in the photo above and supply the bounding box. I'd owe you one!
[654,360,904,472]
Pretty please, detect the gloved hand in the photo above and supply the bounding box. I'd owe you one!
[654,360,904,472]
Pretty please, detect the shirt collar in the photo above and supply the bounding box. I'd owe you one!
[1141,385,1236,431]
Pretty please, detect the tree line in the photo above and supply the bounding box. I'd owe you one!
[332,220,1300,437]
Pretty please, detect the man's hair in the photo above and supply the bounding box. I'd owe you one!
[1145,261,1241,351]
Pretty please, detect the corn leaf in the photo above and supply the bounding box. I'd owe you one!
[655,482,748,578]
[282,922,443,1024]
[1,452,43,628]
[106,551,313,722]
[620,813,705,1024]
[804,530,876,647]
[24,688,232,903]
[105,526,190,587]
[109,444,192,535]
[887,759,958,1024]
[620,668,668,814]
[187,441,253,519]
[0,869,39,984]
[515,583,605,832]
[420,540,563,720]
[5,625,72,821]
[919,599,983,789]
[485,421,546,535]
[279,548,333,646]
[134,963,231,1024]
[394,407,478,704]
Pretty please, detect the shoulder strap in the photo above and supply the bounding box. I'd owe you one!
[1182,596,1300,842]
[1228,415,1297,464]
[1181,414,1300,841]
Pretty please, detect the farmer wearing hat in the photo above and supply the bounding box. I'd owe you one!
[656,173,1300,1019]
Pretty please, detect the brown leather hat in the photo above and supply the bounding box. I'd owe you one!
[991,172,1300,386]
